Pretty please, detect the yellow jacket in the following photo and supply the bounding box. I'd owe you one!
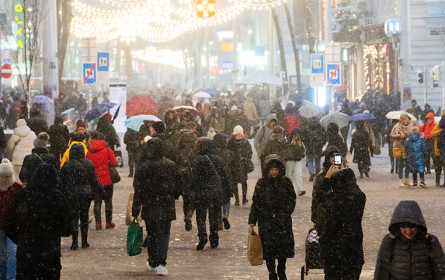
[430,123,441,156]
[60,141,88,168]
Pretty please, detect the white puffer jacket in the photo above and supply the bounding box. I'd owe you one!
[6,119,37,166]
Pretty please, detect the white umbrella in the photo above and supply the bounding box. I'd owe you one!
[237,70,282,85]
[386,111,417,121]
[320,112,349,128]
[193,91,212,99]
[298,100,324,118]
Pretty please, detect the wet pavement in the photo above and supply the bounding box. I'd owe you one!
[60,142,445,279]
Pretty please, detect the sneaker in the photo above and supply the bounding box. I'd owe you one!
[106,222,115,229]
[147,262,156,272]
[156,265,168,276]
[96,222,102,230]
[298,191,306,196]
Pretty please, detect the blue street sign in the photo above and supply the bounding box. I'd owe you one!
[326,63,341,85]
[311,54,324,74]
[83,63,96,84]
[221,62,234,70]
[97,52,109,71]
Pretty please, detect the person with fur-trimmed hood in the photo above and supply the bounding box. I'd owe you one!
[374,200,445,279]
[350,121,373,178]
[248,154,296,280]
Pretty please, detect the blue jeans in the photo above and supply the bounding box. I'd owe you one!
[396,158,410,179]
[223,202,230,213]
[145,221,171,267]
[306,154,321,175]
[0,231,16,280]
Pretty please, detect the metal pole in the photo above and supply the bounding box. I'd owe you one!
[424,67,427,105]
[42,0,59,99]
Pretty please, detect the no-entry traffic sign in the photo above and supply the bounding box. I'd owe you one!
[1,64,12,79]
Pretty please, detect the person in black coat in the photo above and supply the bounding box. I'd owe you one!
[301,117,327,181]
[151,121,177,163]
[190,139,231,250]
[49,116,70,166]
[132,138,180,275]
[26,108,48,136]
[248,154,296,280]
[4,163,71,279]
[350,121,373,178]
[374,200,445,279]
[175,132,197,231]
[123,127,140,177]
[227,125,253,206]
[316,167,366,279]
[97,113,120,151]
[60,143,105,250]
[19,132,58,184]
[326,122,348,157]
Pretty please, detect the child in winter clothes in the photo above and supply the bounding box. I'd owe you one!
[285,128,306,196]
[419,112,435,174]
[405,127,426,187]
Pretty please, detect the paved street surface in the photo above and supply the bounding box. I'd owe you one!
[60,141,445,279]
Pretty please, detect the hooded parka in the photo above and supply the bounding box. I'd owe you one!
[374,201,445,280]
[86,140,118,186]
[248,154,296,260]
[405,133,426,173]
[6,119,37,166]
[254,114,277,157]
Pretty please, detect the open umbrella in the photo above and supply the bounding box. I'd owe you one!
[320,112,349,128]
[85,102,117,122]
[349,113,376,122]
[204,88,217,94]
[386,111,417,121]
[237,70,282,85]
[194,91,212,99]
[173,105,200,118]
[126,95,158,118]
[298,100,324,118]
[61,108,75,115]
[124,115,161,131]
[32,95,53,104]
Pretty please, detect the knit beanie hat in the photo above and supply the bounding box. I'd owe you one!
[272,125,285,134]
[152,121,166,134]
[232,125,244,135]
[16,119,27,127]
[0,158,14,176]
[34,132,50,149]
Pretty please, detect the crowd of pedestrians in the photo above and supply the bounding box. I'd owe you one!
[1,87,445,279]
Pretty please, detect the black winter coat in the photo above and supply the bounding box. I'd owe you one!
[374,200,445,280]
[60,143,105,201]
[123,128,140,153]
[316,169,366,269]
[4,164,71,278]
[285,142,305,161]
[327,134,347,157]
[19,148,58,183]
[27,117,48,136]
[133,138,180,222]
[152,132,177,162]
[302,120,326,157]
[227,136,253,183]
[350,127,372,165]
[190,139,231,205]
[248,155,296,260]
[49,121,70,154]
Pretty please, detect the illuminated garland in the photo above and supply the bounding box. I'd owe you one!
[70,0,286,43]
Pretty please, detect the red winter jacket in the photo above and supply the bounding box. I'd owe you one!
[0,182,23,230]
[419,112,435,139]
[86,140,118,186]
[285,115,301,136]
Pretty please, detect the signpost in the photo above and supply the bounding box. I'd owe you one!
[83,63,96,84]
[97,52,109,71]
[326,63,341,85]
[1,63,12,79]
[310,54,324,87]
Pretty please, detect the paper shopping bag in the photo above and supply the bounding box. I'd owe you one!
[126,193,142,225]
[247,228,263,266]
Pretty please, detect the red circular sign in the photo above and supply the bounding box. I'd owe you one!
[1,64,12,79]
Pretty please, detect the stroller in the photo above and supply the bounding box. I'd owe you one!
[301,228,324,279]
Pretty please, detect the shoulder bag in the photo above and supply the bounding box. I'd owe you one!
[108,149,121,184]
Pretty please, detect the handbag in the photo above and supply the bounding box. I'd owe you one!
[393,147,402,158]
[247,228,263,266]
[126,218,143,256]
[108,149,121,184]
[244,157,255,173]
[126,193,142,225]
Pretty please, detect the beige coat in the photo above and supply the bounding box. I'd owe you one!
[243,97,258,121]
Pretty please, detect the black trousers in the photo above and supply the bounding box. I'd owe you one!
[183,195,195,222]
[233,180,248,202]
[195,200,222,245]
[16,248,61,280]
[128,150,137,175]
[324,265,362,280]
[266,258,286,274]
[70,198,91,240]
[94,185,114,223]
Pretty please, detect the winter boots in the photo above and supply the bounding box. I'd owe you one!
[309,174,316,182]
[222,210,230,230]
[196,237,207,251]
[184,219,192,231]
[70,238,78,250]
[106,222,115,229]
[82,235,89,248]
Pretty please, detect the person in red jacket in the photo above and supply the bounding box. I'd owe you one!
[0,158,23,279]
[86,131,118,230]
[419,112,435,174]
[284,103,300,136]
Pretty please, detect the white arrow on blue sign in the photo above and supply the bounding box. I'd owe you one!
[326,63,341,85]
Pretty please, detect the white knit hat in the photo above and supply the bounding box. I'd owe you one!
[0,159,14,176]
[232,125,244,135]
[231,105,238,111]
[16,119,26,127]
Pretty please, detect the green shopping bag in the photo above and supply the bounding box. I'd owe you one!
[126,218,143,256]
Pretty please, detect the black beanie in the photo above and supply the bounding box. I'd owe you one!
[152,121,166,134]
